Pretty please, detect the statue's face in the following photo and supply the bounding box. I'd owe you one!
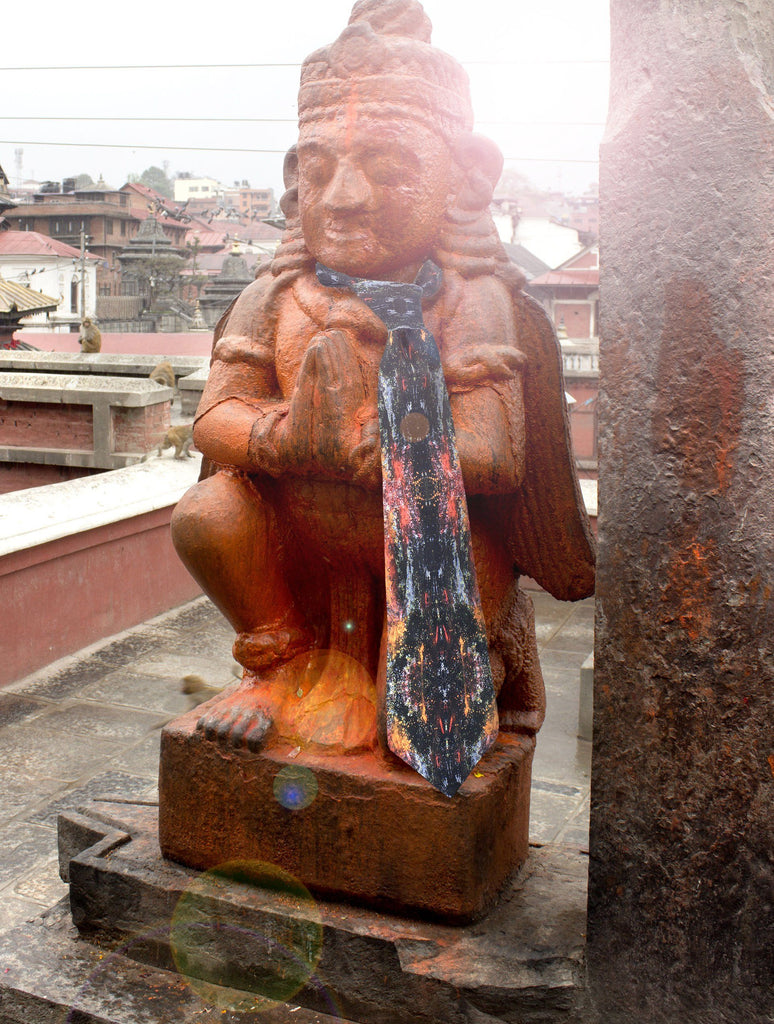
[298,112,454,281]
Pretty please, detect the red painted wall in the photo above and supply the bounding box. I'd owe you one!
[566,382,598,460]
[555,301,592,337]
[1,507,201,687]
[0,463,98,495]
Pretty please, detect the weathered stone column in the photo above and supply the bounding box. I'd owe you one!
[589,2,774,1021]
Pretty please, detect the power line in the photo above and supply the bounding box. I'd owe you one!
[0,59,609,72]
[0,115,607,128]
[1,116,296,124]
[0,140,290,155]
[0,140,599,163]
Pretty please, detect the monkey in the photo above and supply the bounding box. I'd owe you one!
[149,360,176,389]
[78,318,101,353]
[156,423,195,459]
[181,674,225,708]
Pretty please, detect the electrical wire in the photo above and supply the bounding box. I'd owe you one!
[0,116,607,127]
[0,140,599,162]
[0,60,609,72]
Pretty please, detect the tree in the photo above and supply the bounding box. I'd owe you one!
[494,167,538,199]
[139,165,173,199]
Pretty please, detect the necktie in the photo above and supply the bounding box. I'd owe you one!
[317,261,498,797]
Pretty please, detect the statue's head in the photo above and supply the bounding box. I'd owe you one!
[284,0,505,283]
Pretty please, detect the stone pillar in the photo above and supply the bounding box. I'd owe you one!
[589,3,774,1021]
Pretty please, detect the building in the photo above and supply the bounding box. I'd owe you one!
[8,178,135,296]
[9,179,189,300]
[0,231,99,329]
[528,244,600,339]
[221,184,275,221]
[0,274,58,347]
[528,245,600,482]
[0,164,15,218]
[565,194,599,242]
[173,177,223,204]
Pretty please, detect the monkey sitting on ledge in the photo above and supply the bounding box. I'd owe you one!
[149,360,176,389]
[78,317,101,353]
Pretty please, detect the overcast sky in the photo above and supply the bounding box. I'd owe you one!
[2,0,610,198]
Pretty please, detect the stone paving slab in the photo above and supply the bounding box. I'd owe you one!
[0,722,119,780]
[77,669,197,716]
[34,702,167,742]
[0,901,356,1024]
[26,770,159,828]
[107,732,164,780]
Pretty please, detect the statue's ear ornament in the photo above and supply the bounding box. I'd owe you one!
[452,134,504,211]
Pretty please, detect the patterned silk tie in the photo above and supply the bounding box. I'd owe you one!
[317,261,498,797]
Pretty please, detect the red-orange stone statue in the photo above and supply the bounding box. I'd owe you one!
[161,0,594,919]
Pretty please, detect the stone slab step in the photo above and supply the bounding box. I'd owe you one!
[55,800,590,1024]
[0,901,355,1024]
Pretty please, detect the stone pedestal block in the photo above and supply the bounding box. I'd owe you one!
[159,706,534,923]
[48,800,589,1024]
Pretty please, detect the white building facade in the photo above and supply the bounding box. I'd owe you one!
[0,231,99,330]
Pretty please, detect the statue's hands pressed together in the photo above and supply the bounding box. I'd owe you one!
[248,329,378,486]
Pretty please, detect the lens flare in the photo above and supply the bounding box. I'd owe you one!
[170,860,324,1013]
[273,765,319,810]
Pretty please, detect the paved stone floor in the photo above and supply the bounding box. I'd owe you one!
[0,590,593,939]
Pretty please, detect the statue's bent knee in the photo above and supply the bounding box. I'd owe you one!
[171,472,279,634]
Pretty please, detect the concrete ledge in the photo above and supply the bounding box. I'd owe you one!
[0,351,208,379]
[178,364,209,416]
[578,653,593,742]
[0,457,200,557]
[0,459,202,686]
[0,371,173,406]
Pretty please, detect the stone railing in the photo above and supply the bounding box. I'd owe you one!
[0,372,173,471]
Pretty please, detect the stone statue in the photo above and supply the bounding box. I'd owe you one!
[170,0,594,773]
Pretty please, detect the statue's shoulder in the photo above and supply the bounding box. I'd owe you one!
[215,269,280,340]
[210,268,317,363]
[438,271,518,350]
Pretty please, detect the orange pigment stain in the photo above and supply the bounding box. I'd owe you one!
[666,538,718,641]
[768,754,774,780]
[706,351,744,494]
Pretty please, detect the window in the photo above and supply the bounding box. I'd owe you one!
[121,220,127,236]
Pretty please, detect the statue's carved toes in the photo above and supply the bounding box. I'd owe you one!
[196,684,274,752]
[233,627,313,672]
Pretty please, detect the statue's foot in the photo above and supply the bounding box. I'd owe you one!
[233,626,313,672]
[195,680,274,752]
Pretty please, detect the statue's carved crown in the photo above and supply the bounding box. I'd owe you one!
[298,0,473,137]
